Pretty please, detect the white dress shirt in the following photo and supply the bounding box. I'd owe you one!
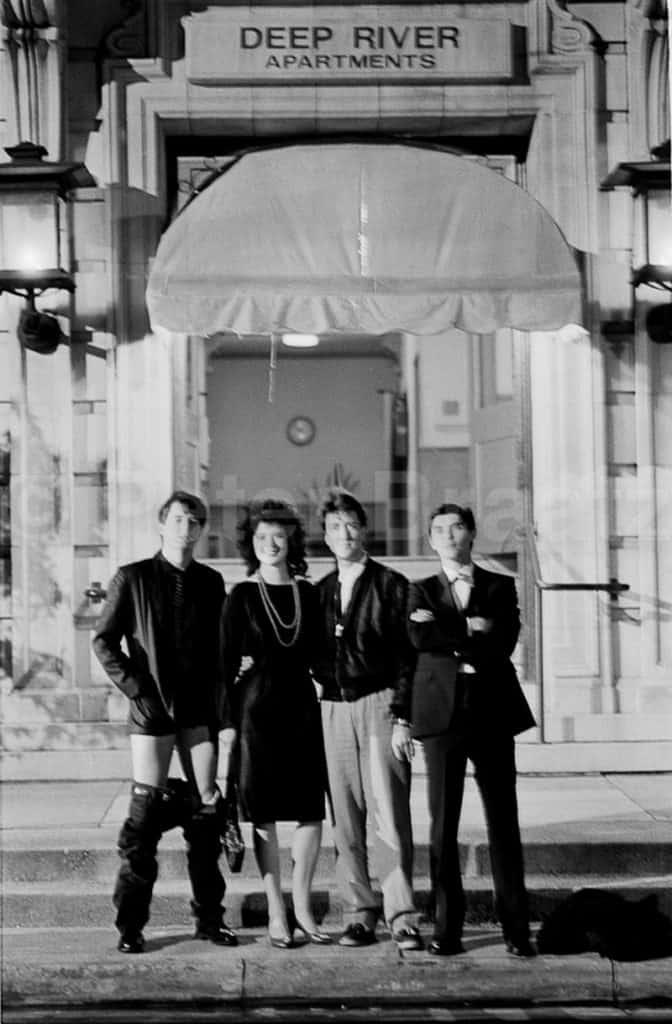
[338,555,368,615]
[442,561,476,673]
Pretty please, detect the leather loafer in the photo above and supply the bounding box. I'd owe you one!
[194,923,238,946]
[505,938,537,958]
[393,926,423,951]
[338,923,377,947]
[427,937,465,956]
[117,931,144,954]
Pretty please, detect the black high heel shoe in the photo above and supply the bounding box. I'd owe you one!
[295,920,333,945]
[268,920,295,949]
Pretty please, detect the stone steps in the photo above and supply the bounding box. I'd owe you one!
[4,874,671,930]
[3,835,671,883]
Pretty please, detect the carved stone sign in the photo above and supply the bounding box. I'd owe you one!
[184,6,514,84]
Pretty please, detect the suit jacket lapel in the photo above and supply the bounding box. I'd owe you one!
[436,570,460,614]
[467,564,488,616]
[340,559,370,630]
[150,553,169,643]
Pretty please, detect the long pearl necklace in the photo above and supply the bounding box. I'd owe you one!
[255,571,302,648]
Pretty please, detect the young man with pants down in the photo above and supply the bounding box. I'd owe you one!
[93,491,237,953]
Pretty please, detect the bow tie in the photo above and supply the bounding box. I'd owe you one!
[447,567,473,584]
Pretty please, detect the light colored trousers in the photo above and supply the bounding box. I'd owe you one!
[321,689,417,930]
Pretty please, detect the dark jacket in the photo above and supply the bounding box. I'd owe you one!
[408,566,535,740]
[312,558,416,718]
[92,553,226,722]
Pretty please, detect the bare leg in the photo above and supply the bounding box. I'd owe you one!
[254,823,291,939]
[130,733,175,787]
[291,821,322,931]
[176,726,218,803]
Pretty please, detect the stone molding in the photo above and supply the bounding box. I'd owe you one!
[546,0,603,55]
[0,0,64,154]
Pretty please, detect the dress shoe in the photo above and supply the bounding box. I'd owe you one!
[295,921,333,945]
[338,922,377,947]
[393,925,423,951]
[194,922,238,946]
[117,931,145,954]
[505,937,537,958]
[427,937,465,956]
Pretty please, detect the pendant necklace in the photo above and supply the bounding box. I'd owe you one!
[255,571,302,647]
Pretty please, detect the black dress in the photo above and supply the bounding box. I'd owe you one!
[222,578,326,824]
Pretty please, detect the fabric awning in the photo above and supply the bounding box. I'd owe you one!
[146,142,582,337]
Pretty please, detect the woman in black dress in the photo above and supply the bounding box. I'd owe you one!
[222,499,328,948]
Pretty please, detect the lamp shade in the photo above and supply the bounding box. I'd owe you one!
[0,190,61,272]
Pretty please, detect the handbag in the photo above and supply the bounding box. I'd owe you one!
[217,782,245,873]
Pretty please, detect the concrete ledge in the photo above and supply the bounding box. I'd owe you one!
[3,741,672,780]
[0,926,619,1010]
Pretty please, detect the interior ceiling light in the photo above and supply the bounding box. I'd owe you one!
[281,333,319,348]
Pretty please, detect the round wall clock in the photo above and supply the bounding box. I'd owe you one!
[286,415,316,446]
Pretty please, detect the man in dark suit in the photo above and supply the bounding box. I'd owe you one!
[406,503,536,957]
[93,491,237,953]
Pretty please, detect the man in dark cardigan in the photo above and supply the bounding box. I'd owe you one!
[407,503,536,958]
[313,490,421,951]
[93,490,237,954]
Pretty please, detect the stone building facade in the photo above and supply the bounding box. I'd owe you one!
[0,0,670,778]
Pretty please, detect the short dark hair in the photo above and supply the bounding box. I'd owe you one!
[237,499,308,577]
[158,490,208,526]
[320,489,367,529]
[428,503,476,534]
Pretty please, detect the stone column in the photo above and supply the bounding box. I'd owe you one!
[0,0,65,155]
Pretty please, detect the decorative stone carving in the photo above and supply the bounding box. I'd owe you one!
[1,0,64,152]
[103,0,149,58]
[546,0,602,55]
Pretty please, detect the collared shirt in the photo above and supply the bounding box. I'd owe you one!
[157,552,200,700]
[442,562,474,611]
[441,561,476,674]
[338,555,368,616]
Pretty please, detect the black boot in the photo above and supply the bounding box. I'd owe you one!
[183,797,237,946]
[113,782,165,949]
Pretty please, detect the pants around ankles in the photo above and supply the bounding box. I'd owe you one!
[321,689,417,930]
[113,782,227,935]
[422,728,530,944]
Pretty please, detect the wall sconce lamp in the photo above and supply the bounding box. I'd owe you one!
[601,149,671,341]
[0,141,96,353]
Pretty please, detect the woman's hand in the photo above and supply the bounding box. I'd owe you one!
[409,608,435,623]
[391,722,415,762]
[219,727,237,754]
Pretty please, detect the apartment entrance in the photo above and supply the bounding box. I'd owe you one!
[150,140,577,565]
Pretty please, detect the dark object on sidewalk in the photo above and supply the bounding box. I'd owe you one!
[536,888,672,961]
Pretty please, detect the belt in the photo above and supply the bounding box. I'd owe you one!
[321,678,388,702]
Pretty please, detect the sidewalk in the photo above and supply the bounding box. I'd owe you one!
[2,772,671,1017]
